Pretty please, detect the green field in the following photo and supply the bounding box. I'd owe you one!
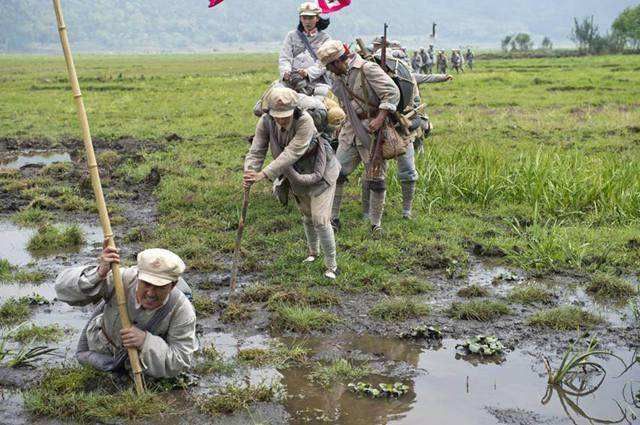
[2,53,640,286]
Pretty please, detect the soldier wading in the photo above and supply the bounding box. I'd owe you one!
[243,87,341,279]
[55,245,197,378]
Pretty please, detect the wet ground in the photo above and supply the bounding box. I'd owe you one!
[1,141,639,424]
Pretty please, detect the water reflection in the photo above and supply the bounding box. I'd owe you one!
[0,151,71,170]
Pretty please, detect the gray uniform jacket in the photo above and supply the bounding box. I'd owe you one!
[55,265,197,378]
[245,111,340,197]
[279,30,331,83]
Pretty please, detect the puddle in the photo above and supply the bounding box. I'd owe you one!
[0,151,71,170]
[278,335,640,424]
[0,220,103,266]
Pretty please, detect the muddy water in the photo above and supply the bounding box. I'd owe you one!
[0,151,71,170]
[0,220,103,267]
[279,335,639,424]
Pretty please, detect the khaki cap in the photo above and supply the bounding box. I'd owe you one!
[318,39,346,65]
[137,248,185,286]
[268,87,299,118]
[298,2,321,16]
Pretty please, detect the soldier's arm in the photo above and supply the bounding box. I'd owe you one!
[244,116,270,173]
[362,62,400,112]
[139,299,197,378]
[278,32,295,78]
[54,265,118,306]
[262,114,314,180]
[413,73,451,85]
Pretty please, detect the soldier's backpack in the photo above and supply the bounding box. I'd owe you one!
[376,55,417,114]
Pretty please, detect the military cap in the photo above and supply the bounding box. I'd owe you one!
[137,248,185,286]
[318,39,347,65]
[268,87,299,118]
[298,2,322,16]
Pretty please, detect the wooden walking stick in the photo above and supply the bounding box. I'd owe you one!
[52,0,145,395]
[230,187,250,295]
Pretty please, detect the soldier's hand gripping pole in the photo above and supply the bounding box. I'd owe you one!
[230,187,250,297]
[52,0,145,395]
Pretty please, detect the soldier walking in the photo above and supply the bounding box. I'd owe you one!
[279,2,332,94]
[243,87,341,279]
[317,40,400,235]
[465,48,474,70]
[437,50,447,74]
[411,51,423,72]
[451,49,463,74]
[425,45,435,74]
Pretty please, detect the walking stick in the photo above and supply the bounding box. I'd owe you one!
[52,0,145,395]
[230,187,250,295]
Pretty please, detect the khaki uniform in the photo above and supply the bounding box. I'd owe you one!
[55,265,197,378]
[245,112,340,269]
[279,30,331,87]
[329,53,400,228]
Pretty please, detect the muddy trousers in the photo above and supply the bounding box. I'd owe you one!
[296,184,337,271]
[332,141,387,227]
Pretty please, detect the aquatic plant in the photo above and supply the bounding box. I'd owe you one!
[456,335,505,356]
[399,325,442,340]
[347,381,409,398]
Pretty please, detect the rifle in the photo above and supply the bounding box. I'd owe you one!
[380,23,389,72]
[356,38,373,60]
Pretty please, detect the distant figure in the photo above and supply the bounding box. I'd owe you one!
[411,51,423,72]
[465,48,474,70]
[425,45,435,74]
[437,50,447,74]
[419,48,429,73]
[451,49,463,74]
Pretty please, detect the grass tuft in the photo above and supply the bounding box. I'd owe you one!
[528,306,602,330]
[309,359,371,387]
[448,300,511,321]
[12,323,64,343]
[370,297,429,321]
[192,293,217,317]
[220,302,252,323]
[381,276,434,295]
[12,207,54,226]
[0,297,32,327]
[271,305,339,333]
[198,382,282,416]
[195,344,235,375]
[507,283,555,304]
[586,273,638,300]
[457,285,490,298]
[27,224,84,252]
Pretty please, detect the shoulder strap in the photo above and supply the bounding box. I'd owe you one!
[297,30,318,61]
[340,71,377,109]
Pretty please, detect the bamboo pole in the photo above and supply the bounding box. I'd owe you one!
[52,0,145,395]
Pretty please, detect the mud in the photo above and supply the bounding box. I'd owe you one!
[1,139,640,424]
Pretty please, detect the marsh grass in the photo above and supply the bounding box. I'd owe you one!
[586,273,638,300]
[271,305,339,333]
[0,297,32,327]
[370,298,429,321]
[448,300,511,321]
[507,283,555,304]
[12,323,64,343]
[220,302,252,323]
[12,207,54,226]
[198,382,282,416]
[237,341,309,367]
[27,224,84,252]
[0,260,46,284]
[195,344,235,375]
[309,359,371,387]
[528,306,602,330]
[457,285,489,298]
[192,293,217,317]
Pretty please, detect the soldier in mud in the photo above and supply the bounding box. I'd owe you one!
[437,50,447,74]
[465,48,475,70]
[451,49,464,74]
[318,39,400,235]
[279,2,332,95]
[55,245,197,378]
[243,87,341,279]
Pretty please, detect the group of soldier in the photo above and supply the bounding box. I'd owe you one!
[412,46,475,74]
[53,1,457,381]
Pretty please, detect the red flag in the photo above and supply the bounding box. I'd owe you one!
[319,0,351,13]
[209,0,224,8]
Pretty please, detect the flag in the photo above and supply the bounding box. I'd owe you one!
[319,0,351,13]
[209,0,224,8]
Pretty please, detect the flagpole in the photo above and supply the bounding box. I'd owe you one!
[52,0,145,395]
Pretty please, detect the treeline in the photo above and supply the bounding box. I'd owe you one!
[500,4,640,55]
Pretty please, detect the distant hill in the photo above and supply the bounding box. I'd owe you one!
[1,0,637,53]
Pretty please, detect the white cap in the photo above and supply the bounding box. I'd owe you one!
[137,248,185,286]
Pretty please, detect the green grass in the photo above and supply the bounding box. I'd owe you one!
[448,300,511,321]
[309,359,371,387]
[369,297,429,321]
[12,207,54,227]
[528,306,602,330]
[586,272,638,300]
[12,323,65,343]
[220,302,252,323]
[27,224,84,252]
[237,341,309,367]
[23,365,167,422]
[0,297,32,327]
[266,287,340,310]
[507,283,555,304]
[3,53,640,312]
[197,382,282,416]
[0,259,46,284]
[192,292,217,317]
[194,344,235,375]
[271,305,339,333]
[457,285,490,298]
